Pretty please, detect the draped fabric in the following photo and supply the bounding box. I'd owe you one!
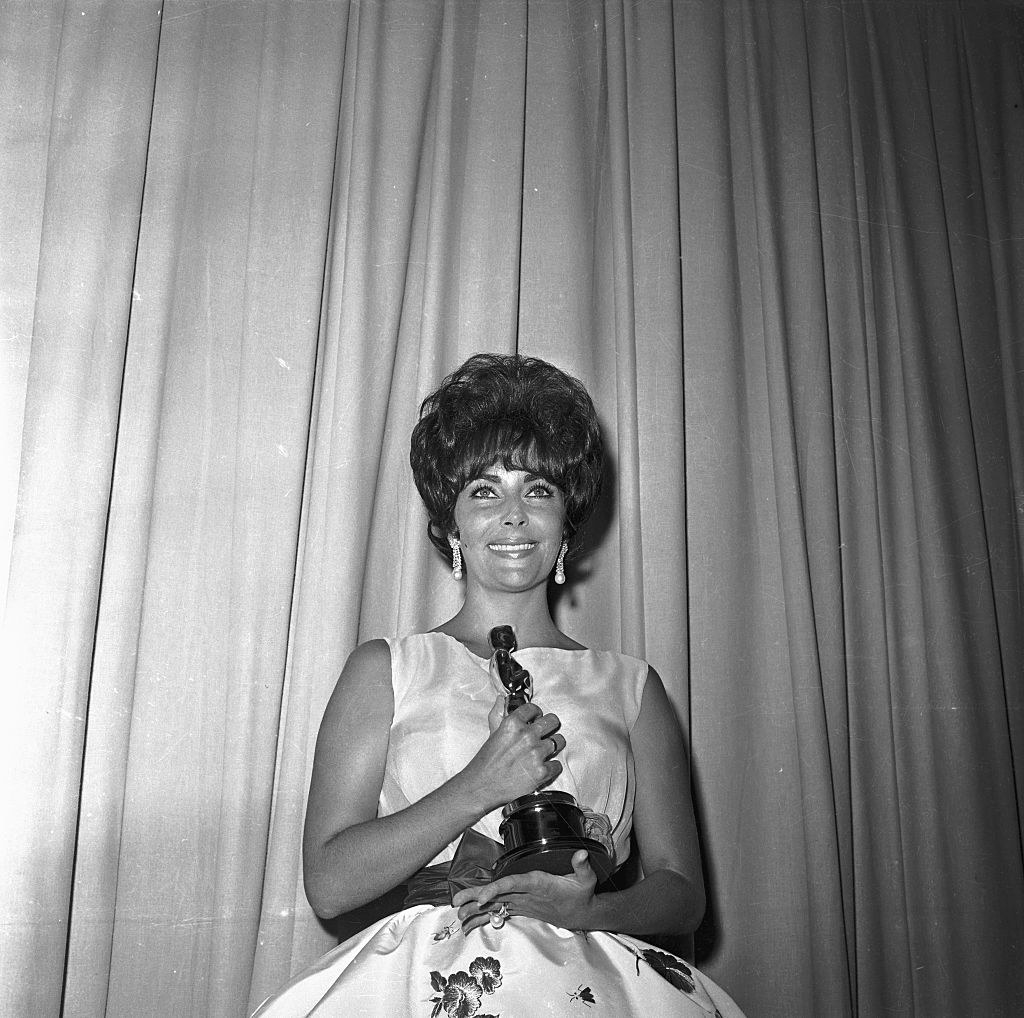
[1,1,1021,1015]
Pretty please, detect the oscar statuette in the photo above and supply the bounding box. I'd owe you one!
[488,625,615,883]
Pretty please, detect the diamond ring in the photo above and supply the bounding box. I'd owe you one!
[489,902,511,929]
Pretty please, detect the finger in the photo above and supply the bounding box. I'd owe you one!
[544,758,563,782]
[467,887,497,909]
[571,849,594,879]
[536,735,558,760]
[487,695,504,733]
[546,733,566,757]
[469,874,531,907]
[459,899,512,933]
[533,712,562,737]
[455,895,510,921]
[456,902,488,923]
[509,702,542,724]
[460,913,491,935]
[452,887,485,908]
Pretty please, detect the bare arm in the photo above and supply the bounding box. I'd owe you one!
[302,639,565,919]
[589,665,705,934]
[454,666,705,936]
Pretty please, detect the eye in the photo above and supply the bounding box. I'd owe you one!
[467,483,498,499]
[526,482,556,498]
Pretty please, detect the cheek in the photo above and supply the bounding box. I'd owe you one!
[453,505,493,541]
[539,502,568,531]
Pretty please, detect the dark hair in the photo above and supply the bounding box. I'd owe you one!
[410,353,604,558]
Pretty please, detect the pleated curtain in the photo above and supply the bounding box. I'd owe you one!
[1,2,1021,1016]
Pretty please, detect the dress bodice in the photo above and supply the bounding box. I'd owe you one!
[379,632,649,867]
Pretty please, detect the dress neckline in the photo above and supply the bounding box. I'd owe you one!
[429,630,590,662]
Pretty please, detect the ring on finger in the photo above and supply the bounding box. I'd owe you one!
[489,902,510,928]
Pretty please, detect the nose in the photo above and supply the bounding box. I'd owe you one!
[502,498,528,527]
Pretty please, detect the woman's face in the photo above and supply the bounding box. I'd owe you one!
[452,463,566,593]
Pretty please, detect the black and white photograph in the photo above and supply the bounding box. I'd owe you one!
[1,1,1022,1015]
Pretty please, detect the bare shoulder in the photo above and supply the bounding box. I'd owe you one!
[641,663,668,701]
[342,637,392,681]
[319,638,393,732]
[633,664,686,740]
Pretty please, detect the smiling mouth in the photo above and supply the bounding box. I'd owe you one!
[487,542,537,554]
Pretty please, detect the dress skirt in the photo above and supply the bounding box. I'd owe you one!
[252,904,745,1017]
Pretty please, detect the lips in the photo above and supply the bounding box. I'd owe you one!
[487,542,537,554]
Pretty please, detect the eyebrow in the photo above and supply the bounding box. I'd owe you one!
[471,472,548,484]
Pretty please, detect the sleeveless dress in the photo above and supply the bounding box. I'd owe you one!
[252,633,745,1017]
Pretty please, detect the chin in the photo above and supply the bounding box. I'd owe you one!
[481,571,549,593]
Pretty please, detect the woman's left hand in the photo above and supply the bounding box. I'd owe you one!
[452,850,597,934]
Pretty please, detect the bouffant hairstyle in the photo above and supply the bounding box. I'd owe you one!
[410,353,604,558]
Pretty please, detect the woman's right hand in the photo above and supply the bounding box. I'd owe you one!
[459,695,565,809]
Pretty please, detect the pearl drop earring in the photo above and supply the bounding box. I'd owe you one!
[449,536,463,580]
[554,541,567,585]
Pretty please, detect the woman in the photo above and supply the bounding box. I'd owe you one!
[254,354,744,1017]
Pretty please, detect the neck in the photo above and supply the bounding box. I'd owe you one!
[446,584,562,652]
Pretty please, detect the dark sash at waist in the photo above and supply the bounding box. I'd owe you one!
[403,828,503,908]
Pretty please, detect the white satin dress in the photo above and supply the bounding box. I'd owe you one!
[253,633,745,1018]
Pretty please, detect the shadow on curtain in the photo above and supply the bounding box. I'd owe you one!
[0,1,1021,1016]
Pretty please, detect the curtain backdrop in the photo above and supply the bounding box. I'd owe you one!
[1,1,1021,1016]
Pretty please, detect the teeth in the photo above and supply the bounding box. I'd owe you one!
[489,542,535,551]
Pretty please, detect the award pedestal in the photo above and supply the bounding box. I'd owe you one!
[494,791,614,883]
